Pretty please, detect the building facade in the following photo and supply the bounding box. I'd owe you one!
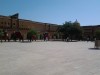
[0,15,59,39]
[0,14,100,40]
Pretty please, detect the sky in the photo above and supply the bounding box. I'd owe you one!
[0,0,100,26]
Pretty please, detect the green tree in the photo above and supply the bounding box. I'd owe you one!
[58,21,83,41]
[59,21,72,35]
[95,30,100,40]
[0,29,4,42]
[27,29,37,41]
[58,21,73,41]
[72,21,83,40]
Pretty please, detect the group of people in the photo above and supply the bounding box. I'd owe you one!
[27,32,49,42]
[0,31,24,42]
[0,31,51,42]
[1,31,9,42]
[11,31,23,42]
[1,31,97,42]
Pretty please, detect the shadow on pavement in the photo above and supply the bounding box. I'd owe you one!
[89,48,100,50]
[20,41,32,43]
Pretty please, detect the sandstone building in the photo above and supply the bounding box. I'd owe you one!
[0,14,100,40]
[0,14,59,39]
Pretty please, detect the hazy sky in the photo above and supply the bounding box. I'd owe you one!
[0,0,100,26]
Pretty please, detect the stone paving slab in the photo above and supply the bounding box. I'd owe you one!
[0,41,100,75]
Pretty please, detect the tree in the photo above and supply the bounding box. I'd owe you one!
[58,21,73,41]
[0,29,4,42]
[58,21,83,41]
[95,30,100,40]
[72,21,83,40]
[27,29,37,41]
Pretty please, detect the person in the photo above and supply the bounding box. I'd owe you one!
[67,37,69,42]
[43,33,46,41]
[6,33,10,42]
[32,35,36,41]
[87,37,89,42]
[45,33,49,41]
[40,34,43,40]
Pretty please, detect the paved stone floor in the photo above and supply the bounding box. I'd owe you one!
[0,41,100,75]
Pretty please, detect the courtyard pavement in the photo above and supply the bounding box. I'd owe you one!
[0,41,100,75]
